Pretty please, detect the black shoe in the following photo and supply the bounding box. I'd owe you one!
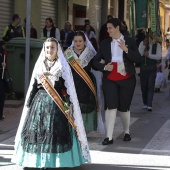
[123,133,131,141]
[102,137,113,145]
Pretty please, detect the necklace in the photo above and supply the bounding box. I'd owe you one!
[44,58,56,71]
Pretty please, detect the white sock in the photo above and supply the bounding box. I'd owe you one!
[105,109,117,140]
[119,111,130,134]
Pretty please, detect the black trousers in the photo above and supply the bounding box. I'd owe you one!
[140,65,157,107]
[0,79,5,118]
[102,75,136,112]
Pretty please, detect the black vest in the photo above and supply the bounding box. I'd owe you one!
[4,24,23,42]
[43,27,56,38]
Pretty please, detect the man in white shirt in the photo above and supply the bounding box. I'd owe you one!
[138,34,162,111]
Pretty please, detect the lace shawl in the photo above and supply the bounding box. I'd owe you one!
[71,46,95,68]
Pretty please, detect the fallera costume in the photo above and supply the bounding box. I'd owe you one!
[65,46,97,133]
[64,35,99,133]
[11,39,90,168]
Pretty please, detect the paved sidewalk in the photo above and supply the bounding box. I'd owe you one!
[0,100,24,142]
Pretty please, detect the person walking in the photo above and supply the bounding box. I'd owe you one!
[11,37,90,169]
[138,34,162,111]
[64,31,98,133]
[92,18,142,145]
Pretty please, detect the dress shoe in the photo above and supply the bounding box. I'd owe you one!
[123,133,131,141]
[102,137,113,145]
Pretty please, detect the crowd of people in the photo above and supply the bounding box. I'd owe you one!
[0,13,170,169]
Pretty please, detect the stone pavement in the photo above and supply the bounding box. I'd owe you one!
[0,48,170,170]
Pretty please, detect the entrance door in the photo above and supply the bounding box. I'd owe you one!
[73,4,86,31]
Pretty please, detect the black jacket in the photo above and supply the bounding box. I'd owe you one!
[60,29,75,48]
[2,24,24,42]
[92,37,142,78]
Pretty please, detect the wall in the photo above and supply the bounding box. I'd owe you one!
[58,0,68,30]
[15,0,41,38]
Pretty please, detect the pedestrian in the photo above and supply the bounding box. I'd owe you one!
[41,17,60,41]
[92,18,142,145]
[23,18,37,39]
[98,15,113,44]
[84,24,96,40]
[121,20,130,37]
[154,60,166,92]
[64,31,98,133]
[2,13,25,42]
[163,39,170,82]
[81,19,95,34]
[11,37,90,168]
[0,43,6,120]
[138,34,162,111]
[60,21,75,51]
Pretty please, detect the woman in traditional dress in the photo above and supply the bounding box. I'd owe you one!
[11,37,90,169]
[64,31,100,133]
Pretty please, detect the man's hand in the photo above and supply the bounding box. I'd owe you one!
[144,50,149,57]
[104,62,113,71]
[118,39,128,52]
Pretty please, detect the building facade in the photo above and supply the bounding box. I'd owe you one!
[0,0,130,40]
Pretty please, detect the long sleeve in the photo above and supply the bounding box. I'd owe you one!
[92,42,105,72]
[138,41,146,56]
[148,43,162,60]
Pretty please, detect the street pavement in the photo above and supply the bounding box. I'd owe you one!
[0,49,170,170]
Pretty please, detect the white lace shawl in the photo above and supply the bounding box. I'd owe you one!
[70,32,105,134]
[70,46,95,68]
[14,40,91,162]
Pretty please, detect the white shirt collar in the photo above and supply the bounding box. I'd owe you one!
[112,34,124,43]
